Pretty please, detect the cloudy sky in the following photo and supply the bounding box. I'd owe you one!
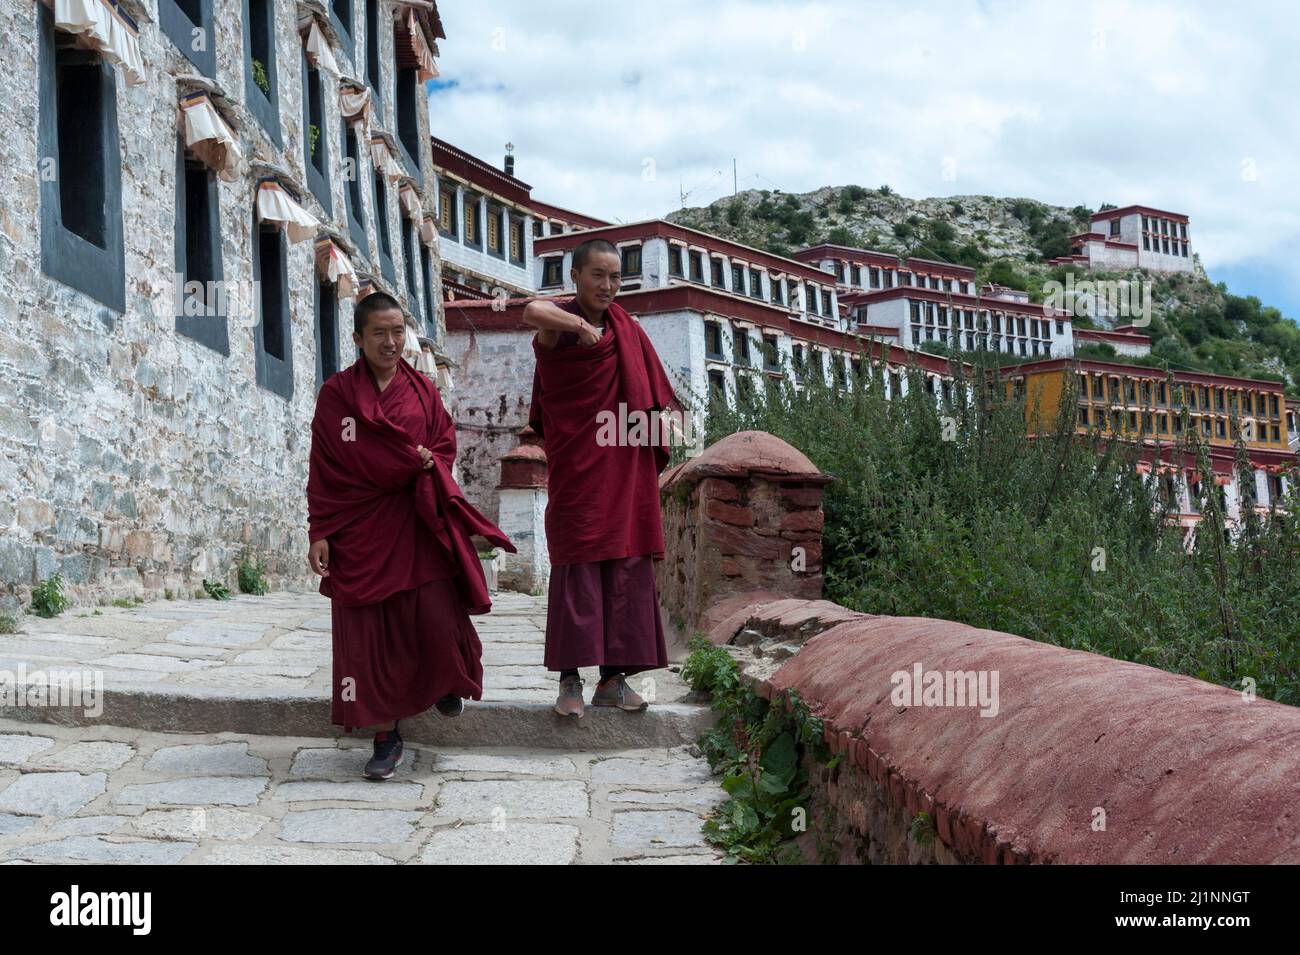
[428,0,1300,318]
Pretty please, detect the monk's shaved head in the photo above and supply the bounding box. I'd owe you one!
[354,291,403,335]
[572,239,619,273]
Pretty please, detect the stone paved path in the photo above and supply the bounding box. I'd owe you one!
[0,590,726,864]
[5,590,694,704]
[0,720,725,864]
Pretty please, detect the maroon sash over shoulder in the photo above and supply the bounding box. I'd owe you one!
[308,358,516,613]
[527,299,679,565]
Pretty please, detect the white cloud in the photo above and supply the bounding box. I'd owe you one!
[429,0,1300,308]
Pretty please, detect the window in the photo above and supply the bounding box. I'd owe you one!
[734,327,751,365]
[437,183,456,236]
[174,141,227,353]
[541,257,563,287]
[749,268,762,300]
[1109,217,1120,237]
[330,0,355,66]
[731,263,744,294]
[342,120,369,255]
[707,369,725,399]
[620,244,642,277]
[243,0,281,146]
[792,343,805,379]
[253,215,293,398]
[420,241,437,338]
[509,218,525,265]
[668,245,684,277]
[807,285,818,314]
[705,321,724,360]
[395,67,421,180]
[770,277,784,305]
[822,290,832,316]
[850,264,860,286]
[302,52,330,214]
[314,276,339,387]
[159,0,216,76]
[711,257,724,286]
[38,10,126,312]
[689,250,704,283]
[532,219,542,238]
[365,0,383,114]
[373,173,396,284]
[870,267,880,288]
[762,335,780,371]
[1078,406,1090,427]
[486,206,502,255]
[401,216,419,304]
[463,194,480,246]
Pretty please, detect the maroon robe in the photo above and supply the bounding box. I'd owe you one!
[528,298,676,673]
[307,357,516,730]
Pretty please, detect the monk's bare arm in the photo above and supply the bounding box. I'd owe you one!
[523,299,595,350]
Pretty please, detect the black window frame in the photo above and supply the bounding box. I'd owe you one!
[420,240,437,338]
[329,0,356,72]
[541,256,563,288]
[242,0,282,148]
[38,7,126,314]
[314,274,340,389]
[401,214,419,304]
[372,171,397,286]
[620,244,642,277]
[252,212,294,399]
[301,50,332,215]
[159,0,216,77]
[173,137,228,354]
[364,0,384,119]
[394,66,423,184]
[341,118,370,257]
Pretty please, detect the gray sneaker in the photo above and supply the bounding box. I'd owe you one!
[591,674,648,712]
[554,675,585,718]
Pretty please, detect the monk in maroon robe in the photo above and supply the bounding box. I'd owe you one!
[524,238,679,718]
[307,292,515,778]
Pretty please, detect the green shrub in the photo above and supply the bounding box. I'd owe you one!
[30,574,68,618]
[202,579,232,600]
[0,615,18,635]
[238,554,269,596]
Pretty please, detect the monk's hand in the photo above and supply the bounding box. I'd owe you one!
[416,445,435,469]
[576,320,602,347]
[308,539,330,577]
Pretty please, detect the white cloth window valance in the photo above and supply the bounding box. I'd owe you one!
[298,13,339,75]
[313,235,358,300]
[179,91,241,182]
[46,0,146,86]
[255,179,319,244]
[369,136,403,179]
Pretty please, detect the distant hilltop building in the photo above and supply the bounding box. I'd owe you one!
[1051,205,1194,274]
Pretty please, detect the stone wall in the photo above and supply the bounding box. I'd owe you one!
[0,0,447,612]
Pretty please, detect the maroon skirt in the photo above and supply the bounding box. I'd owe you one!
[330,576,483,732]
[543,555,669,675]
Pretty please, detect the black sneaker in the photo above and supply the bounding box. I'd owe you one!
[363,725,403,780]
[435,693,464,718]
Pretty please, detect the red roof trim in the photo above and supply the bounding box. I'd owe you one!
[1091,205,1189,224]
[841,285,1069,319]
[1011,357,1286,391]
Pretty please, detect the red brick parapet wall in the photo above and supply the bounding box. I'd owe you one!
[656,431,832,652]
[701,596,1300,864]
[665,431,1300,864]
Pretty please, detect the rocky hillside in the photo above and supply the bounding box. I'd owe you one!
[665,186,1300,395]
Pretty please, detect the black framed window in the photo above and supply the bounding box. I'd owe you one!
[688,250,703,283]
[620,244,641,277]
[730,263,744,293]
[401,216,419,304]
[710,257,724,286]
[394,67,422,182]
[38,8,125,313]
[174,139,227,353]
[342,119,369,255]
[329,0,355,68]
[252,216,293,398]
[373,172,396,285]
[302,52,331,214]
[364,0,384,117]
[668,245,683,277]
[749,268,762,299]
[705,321,723,360]
[463,195,481,248]
[420,242,437,338]
[159,0,215,76]
[314,276,339,388]
[486,205,503,258]
[243,0,281,147]
[509,217,526,266]
[541,257,563,287]
[438,182,458,238]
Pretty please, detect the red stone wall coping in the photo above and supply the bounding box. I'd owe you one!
[708,597,1300,864]
[661,431,833,490]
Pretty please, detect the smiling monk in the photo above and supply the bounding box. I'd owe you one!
[307,292,515,779]
[523,238,680,719]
